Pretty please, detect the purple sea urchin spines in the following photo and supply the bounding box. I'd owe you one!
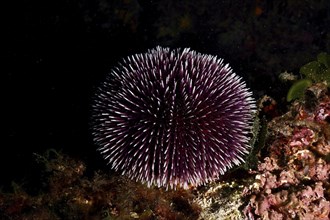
[92,46,256,189]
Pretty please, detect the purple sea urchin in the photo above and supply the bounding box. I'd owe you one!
[92,46,256,189]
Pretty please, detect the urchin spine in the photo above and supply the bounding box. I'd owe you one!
[92,46,256,189]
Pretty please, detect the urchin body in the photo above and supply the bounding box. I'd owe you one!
[92,46,256,189]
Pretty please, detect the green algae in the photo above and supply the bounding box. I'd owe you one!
[300,52,330,84]
[286,79,312,102]
[286,52,330,102]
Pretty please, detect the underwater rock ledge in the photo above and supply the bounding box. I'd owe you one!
[243,82,330,220]
[1,83,330,220]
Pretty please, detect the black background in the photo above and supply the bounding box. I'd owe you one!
[2,0,330,189]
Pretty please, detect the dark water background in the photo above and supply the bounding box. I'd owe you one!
[3,0,330,190]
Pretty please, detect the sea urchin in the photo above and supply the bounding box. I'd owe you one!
[92,46,256,189]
